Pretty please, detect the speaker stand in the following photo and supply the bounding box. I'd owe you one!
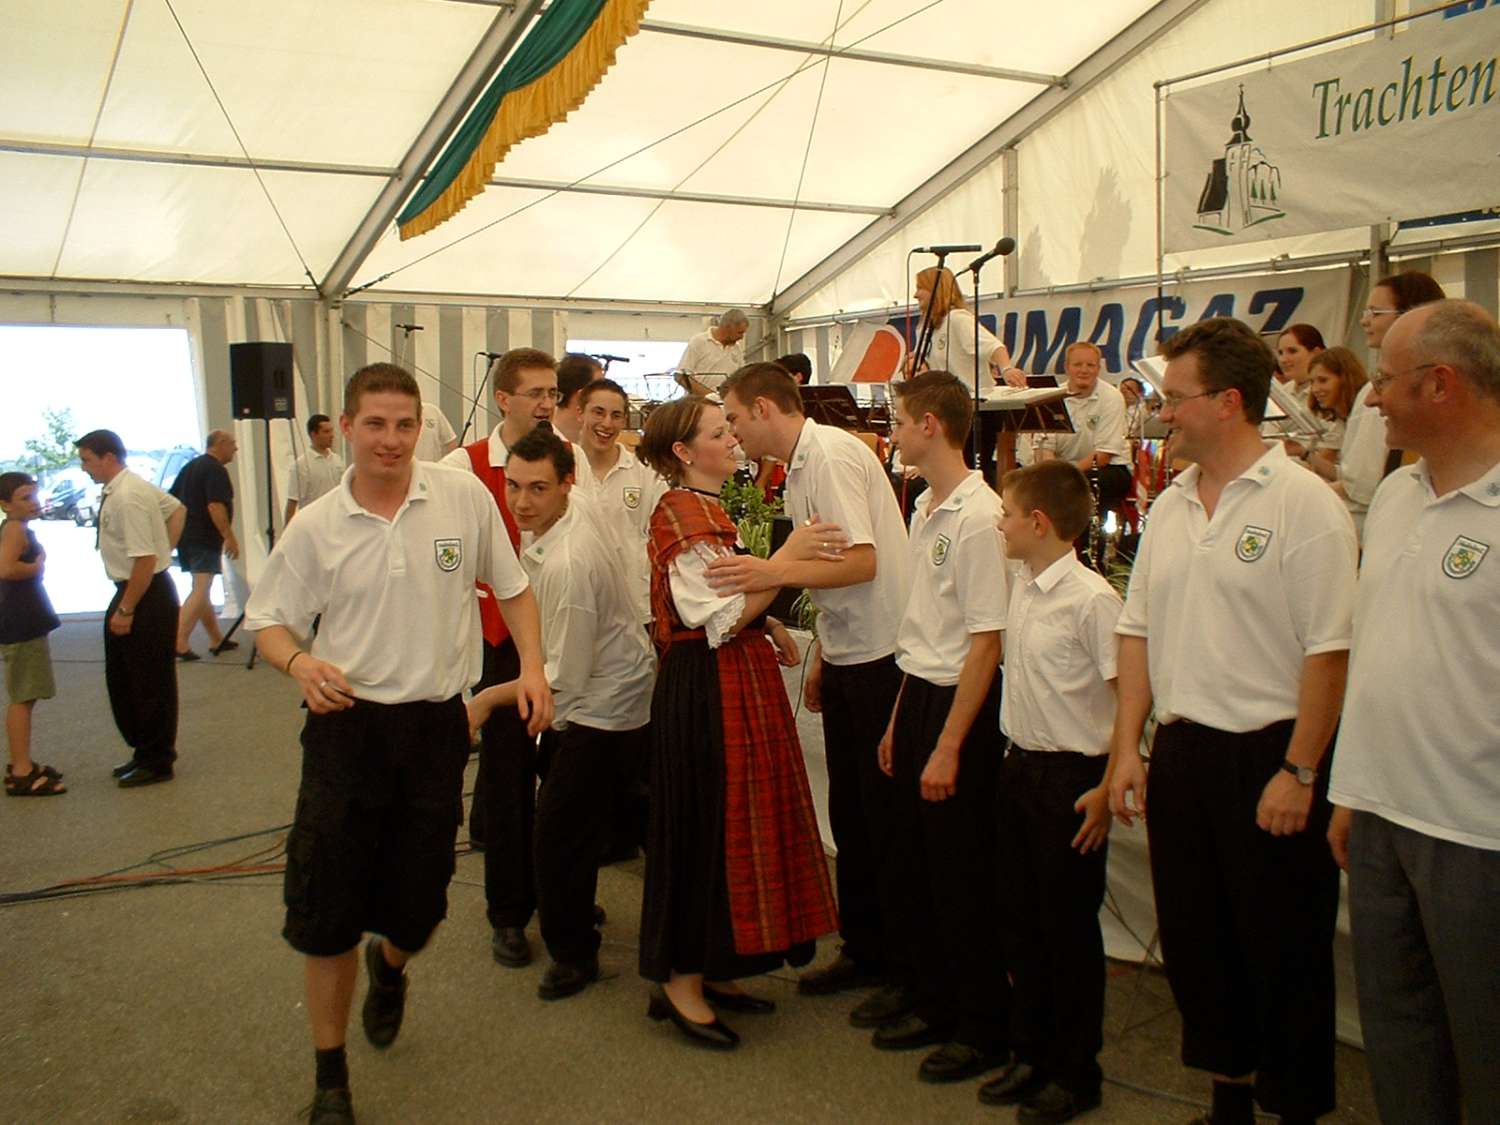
[214,414,277,669]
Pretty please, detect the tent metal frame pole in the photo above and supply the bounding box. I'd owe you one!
[486,177,890,215]
[769,0,1210,319]
[637,21,1063,86]
[320,0,548,298]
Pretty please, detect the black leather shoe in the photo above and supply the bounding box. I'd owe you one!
[979,1060,1046,1106]
[117,765,173,788]
[538,957,599,1001]
[309,1086,355,1125]
[111,759,138,779]
[491,926,532,968]
[797,952,883,996]
[849,983,914,1029]
[361,938,407,1049]
[704,984,776,1014]
[919,1041,1006,1084]
[647,986,739,1049]
[1018,1081,1102,1123]
[871,1013,950,1051]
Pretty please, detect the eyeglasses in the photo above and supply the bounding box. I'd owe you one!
[1362,306,1400,318]
[1369,362,1436,393]
[513,388,563,402]
[1159,388,1224,411]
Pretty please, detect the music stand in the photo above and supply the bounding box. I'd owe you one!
[800,385,867,431]
[976,387,1074,482]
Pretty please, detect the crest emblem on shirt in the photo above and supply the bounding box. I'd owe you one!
[434,538,462,572]
[623,486,642,510]
[1442,535,1489,579]
[932,533,952,567]
[1235,525,1272,562]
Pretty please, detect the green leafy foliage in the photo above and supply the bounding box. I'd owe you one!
[719,475,782,559]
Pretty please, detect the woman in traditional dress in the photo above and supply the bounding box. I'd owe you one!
[635,395,840,1050]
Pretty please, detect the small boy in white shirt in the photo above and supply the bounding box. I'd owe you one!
[983,460,1121,1123]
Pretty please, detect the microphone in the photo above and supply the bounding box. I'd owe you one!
[913,243,982,254]
[396,323,424,332]
[594,353,630,364]
[964,237,1017,272]
[479,351,504,359]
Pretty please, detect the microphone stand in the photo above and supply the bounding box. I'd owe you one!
[459,353,495,445]
[966,257,987,471]
[909,250,952,374]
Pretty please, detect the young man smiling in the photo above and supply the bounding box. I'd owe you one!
[471,427,655,1001]
[248,362,551,1125]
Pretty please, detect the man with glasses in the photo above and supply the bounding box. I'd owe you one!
[443,347,564,968]
[1327,300,1500,1125]
[1107,318,1357,1125]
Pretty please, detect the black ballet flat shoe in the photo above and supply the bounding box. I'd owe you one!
[703,984,776,1014]
[647,986,740,1049]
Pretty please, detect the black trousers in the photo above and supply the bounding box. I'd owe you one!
[888,672,1008,1051]
[535,723,641,965]
[1147,719,1339,1120]
[471,638,537,930]
[1001,747,1108,1095]
[819,653,904,973]
[103,572,178,772]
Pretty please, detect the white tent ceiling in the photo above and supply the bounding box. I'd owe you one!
[1,0,1164,304]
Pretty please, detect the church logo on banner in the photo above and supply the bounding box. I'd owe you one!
[1194,88,1287,237]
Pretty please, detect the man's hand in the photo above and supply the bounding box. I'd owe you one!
[803,648,823,713]
[877,721,895,777]
[1109,752,1148,826]
[705,552,782,595]
[108,610,133,637]
[1072,784,1112,853]
[290,654,356,714]
[920,739,960,802]
[1257,770,1314,836]
[1328,804,1353,870]
[223,532,241,560]
[515,665,554,738]
[766,622,800,667]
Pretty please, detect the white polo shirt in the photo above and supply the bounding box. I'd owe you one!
[520,499,654,732]
[245,461,527,705]
[678,331,744,375]
[1039,380,1129,464]
[783,418,911,665]
[287,447,344,506]
[1329,459,1500,850]
[413,402,457,463]
[926,308,1003,394]
[896,470,1009,686]
[1337,382,1386,534]
[97,469,182,581]
[1001,552,1121,756]
[1116,442,1357,732]
[571,444,668,624]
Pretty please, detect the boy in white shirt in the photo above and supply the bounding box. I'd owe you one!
[873,371,1010,1085]
[986,460,1121,1123]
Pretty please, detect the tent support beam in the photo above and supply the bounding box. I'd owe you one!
[637,21,1064,86]
[769,0,1211,318]
[320,0,548,298]
[488,177,889,215]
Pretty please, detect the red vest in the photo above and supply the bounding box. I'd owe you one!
[465,440,521,647]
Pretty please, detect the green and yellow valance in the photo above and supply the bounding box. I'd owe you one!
[397,0,650,241]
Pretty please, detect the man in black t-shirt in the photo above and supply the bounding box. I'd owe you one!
[170,430,240,660]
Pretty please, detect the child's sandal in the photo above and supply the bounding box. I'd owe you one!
[4,764,67,796]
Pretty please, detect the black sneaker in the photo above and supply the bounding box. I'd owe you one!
[360,937,407,1049]
[797,952,883,996]
[491,926,532,968]
[537,956,600,1001]
[849,983,914,1028]
[1018,1081,1102,1123]
[309,1086,355,1125]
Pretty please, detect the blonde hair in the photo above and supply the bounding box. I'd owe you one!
[915,266,968,326]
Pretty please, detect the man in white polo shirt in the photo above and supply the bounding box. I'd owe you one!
[712,362,913,1022]
[871,371,1009,1084]
[1107,318,1357,1125]
[247,363,550,1125]
[284,413,343,524]
[1326,300,1500,1125]
[77,429,186,788]
[677,309,749,375]
[470,427,655,1002]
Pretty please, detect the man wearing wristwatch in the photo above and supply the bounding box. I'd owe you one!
[77,429,186,788]
[1105,319,1357,1125]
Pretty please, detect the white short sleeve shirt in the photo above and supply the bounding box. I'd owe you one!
[678,331,745,375]
[1116,442,1357,731]
[929,309,1002,394]
[98,469,181,581]
[783,418,911,665]
[1329,460,1500,850]
[896,471,1009,686]
[1039,380,1129,464]
[571,445,668,624]
[414,402,457,463]
[288,448,345,506]
[1001,553,1122,756]
[245,462,527,704]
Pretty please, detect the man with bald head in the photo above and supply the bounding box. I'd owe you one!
[677,309,749,375]
[1328,300,1500,1125]
[170,428,240,660]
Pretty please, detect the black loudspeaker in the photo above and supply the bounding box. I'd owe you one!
[230,341,295,419]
